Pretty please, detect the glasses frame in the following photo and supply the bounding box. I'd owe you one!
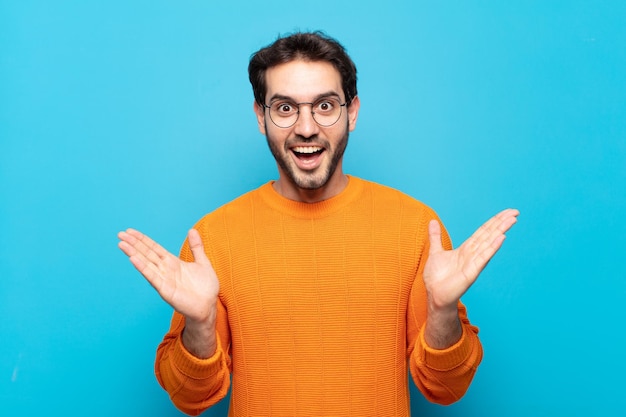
[262,97,348,129]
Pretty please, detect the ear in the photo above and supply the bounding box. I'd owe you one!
[254,101,267,135]
[347,96,360,132]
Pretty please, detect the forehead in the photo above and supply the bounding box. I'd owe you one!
[265,59,343,101]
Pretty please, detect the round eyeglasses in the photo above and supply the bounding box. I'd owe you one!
[263,97,347,128]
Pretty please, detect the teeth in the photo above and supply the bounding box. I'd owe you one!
[292,146,322,154]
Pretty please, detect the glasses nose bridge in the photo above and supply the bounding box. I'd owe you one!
[297,101,316,115]
[295,101,318,125]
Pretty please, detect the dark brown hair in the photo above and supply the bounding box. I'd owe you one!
[248,31,358,106]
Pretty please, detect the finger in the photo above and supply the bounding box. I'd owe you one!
[118,235,158,273]
[428,219,444,255]
[118,240,164,286]
[485,211,518,248]
[497,209,519,233]
[118,233,138,258]
[125,228,170,258]
[118,239,159,275]
[475,233,506,265]
[494,208,519,231]
[121,228,170,267]
[118,232,158,269]
[118,230,139,251]
[471,209,519,246]
[118,229,171,289]
[463,210,518,273]
[187,229,210,265]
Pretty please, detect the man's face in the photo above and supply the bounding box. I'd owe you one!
[255,59,360,200]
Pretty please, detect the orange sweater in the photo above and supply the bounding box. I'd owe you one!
[155,176,483,416]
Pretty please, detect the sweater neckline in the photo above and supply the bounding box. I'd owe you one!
[257,175,365,219]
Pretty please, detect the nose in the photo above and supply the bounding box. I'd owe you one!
[293,105,320,138]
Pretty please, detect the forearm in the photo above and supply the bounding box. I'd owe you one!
[424,303,462,349]
[182,304,218,359]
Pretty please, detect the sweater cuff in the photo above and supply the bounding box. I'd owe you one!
[418,325,472,371]
[170,334,225,380]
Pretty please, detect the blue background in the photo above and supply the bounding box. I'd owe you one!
[2,1,625,416]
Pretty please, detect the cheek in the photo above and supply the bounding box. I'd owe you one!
[265,128,289,150]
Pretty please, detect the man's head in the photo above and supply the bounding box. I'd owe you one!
[249,32,360,202]
[248,31,358,109]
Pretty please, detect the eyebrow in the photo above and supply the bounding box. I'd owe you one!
[267,91,342,104]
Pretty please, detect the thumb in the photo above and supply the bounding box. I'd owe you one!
[187,229,210,265]
[428,219,444,255]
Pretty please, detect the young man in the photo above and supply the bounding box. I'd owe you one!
[118,32,518,416]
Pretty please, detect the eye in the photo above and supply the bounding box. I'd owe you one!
[314,99,336,113]
[272,102,297,115]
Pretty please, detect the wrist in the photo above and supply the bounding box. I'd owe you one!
[424,302,462,349]
[181,304,218,359]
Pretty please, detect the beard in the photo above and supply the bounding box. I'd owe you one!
[265,120,349,191]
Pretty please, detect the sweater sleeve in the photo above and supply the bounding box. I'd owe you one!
[406,216,484,405]
[153,234,232,416]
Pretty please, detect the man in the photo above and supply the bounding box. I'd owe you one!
[118,32,518,417]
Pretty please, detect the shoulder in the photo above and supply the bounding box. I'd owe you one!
[352,176,438,217]
[178,183,271,259]
[193,182,271,230]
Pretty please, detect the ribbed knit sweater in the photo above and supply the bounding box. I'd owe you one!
[155,176,483,416]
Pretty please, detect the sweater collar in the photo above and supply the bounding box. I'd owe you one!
[257,175,365,219]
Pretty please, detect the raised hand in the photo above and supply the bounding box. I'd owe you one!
[117,228,219,324]
[424,209,519,310]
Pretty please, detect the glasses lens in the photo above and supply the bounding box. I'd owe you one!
[269,101,298,128]
[312,98,343,127]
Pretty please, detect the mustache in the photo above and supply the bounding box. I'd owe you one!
[285,135,329,148]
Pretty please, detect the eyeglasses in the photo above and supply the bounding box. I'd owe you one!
[263,97,347,128]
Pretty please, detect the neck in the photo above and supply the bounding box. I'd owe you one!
[273,172,349,203]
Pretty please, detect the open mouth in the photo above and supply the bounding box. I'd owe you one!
[292,146,324,158]
[291,145,325,169]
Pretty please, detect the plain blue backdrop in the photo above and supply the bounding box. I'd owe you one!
[1,1,625,416]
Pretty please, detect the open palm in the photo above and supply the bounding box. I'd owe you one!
[118,228,219,323]
[423,209,519,309]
